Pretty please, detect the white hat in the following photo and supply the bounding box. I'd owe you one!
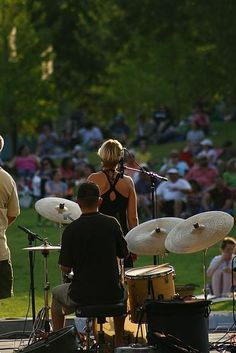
[200,138,213,146]
[167,168,179,174]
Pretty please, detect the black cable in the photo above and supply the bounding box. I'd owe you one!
[232,255,236,327]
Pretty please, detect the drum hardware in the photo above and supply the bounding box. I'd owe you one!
[165,211,234,300]
[23,241,61,345]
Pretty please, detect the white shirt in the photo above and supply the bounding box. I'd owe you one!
[156,178,191,202]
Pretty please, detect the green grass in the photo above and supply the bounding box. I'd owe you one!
[1,120,236,317]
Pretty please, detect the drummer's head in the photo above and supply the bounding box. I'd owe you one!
[77,182,102,210]
[97,139,123,168]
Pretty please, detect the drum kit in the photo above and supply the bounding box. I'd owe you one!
[125,210,235,324]
[20,195,234,349]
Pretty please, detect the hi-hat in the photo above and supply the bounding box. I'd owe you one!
[35,197,81,224]
[125,217,184,256]
[23,244,61,251]
[165,211,234,254]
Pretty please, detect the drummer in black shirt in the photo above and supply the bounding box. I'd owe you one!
[51,181,129,347]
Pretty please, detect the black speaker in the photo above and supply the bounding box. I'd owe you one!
[145,300,211,353]
[18,326,77,352]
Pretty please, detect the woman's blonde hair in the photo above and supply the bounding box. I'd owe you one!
[0,135,4,152]
[98,139,123,165]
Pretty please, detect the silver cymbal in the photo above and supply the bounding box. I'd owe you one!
[165,211,234,254]
[35,197,81,224]
[23,244,61,251]
[125,217,184,256]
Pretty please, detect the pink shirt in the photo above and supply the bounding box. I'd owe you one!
[15,155,38,172]
[185,166,218,190]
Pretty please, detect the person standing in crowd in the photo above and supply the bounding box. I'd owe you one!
[51,182,129,347]
[87,139,139,268]
[0,135,20,299]
[207,237,236,297]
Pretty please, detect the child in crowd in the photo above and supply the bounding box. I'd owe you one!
[207,237,236,297]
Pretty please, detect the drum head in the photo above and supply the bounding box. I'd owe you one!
[125,264,174,280]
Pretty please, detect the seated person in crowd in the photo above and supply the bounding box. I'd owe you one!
[196,138,219,165]
[185,153,218,190]
[186,121,205,156]
[135,139,152,166]
[109,114,130,146]
[184,179,203,217]
[45,168,68,198]
[135,166,153,221]
[207,237,236,297]
[159,149,189,177]
[156,168,192,217]
[51,182,129,347]
[201,176,234,215]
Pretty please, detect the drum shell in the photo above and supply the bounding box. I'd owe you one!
[125,265,175,323]
[20,326,77,353]
[146,300,211,353]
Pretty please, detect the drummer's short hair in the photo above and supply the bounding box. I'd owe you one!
[0,135,4,152]
[221,237,236,250]
[77,182,99,207]
[97,139,123,164]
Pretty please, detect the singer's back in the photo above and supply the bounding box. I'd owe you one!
[99,170,129,234]
[87,138,138,235]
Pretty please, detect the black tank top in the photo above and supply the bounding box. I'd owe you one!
[100,171,129,235]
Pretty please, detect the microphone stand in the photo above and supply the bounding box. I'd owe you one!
[124,165,167,265]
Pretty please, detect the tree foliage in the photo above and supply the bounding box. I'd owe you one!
[1,0,236,147]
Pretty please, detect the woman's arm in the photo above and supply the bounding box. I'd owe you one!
[127,177,139,230]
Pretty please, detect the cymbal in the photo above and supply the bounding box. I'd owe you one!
[35,197,82,224]
[165,211,234,254]
[125,217,184,256]
[23,244,61,251]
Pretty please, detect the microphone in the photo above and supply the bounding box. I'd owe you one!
[18,225,44,242]
[119,148,125,178]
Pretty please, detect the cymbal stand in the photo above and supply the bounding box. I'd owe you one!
[203,248,208,300]
[28,243,51,345]
[124,164,167,266]
[17,225,44,323]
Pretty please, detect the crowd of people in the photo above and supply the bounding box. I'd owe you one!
[1,102,236,224]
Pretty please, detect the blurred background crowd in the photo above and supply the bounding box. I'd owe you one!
[1,99,236,225]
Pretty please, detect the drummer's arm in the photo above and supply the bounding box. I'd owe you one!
[60,265,71,274]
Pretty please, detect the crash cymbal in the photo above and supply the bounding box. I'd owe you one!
[35,197,81,224]
[165,211,234,254]
[23,244,61,251]
[125,217,184,256]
